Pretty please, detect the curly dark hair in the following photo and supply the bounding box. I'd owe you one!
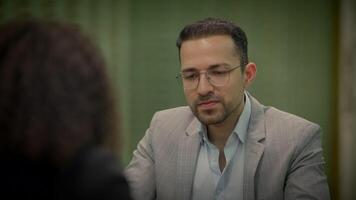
[0,19,119,165]
[176,17,249,71]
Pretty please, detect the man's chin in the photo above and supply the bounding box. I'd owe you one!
[196,113,225,125]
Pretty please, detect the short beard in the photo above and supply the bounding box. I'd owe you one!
[190,94,242,126]
[190,94,228,125]
[194,104,228,125]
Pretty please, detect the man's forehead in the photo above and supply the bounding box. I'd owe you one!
[180,35,239,56]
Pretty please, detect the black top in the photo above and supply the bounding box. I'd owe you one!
[1,147,132,200]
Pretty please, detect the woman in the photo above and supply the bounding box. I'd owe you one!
[0,19,131,200]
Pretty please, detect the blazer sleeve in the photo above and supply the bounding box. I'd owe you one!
[125,126,156,200]
[284,124,330,200]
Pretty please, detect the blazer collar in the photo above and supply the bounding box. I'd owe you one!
[243,93,266,200]
[185,115,201,137]
[246,93,266,142]
[175,114,201,199]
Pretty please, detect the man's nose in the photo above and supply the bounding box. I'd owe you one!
[196,73,214,95]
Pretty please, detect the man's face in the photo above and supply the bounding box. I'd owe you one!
[180,35,251,125]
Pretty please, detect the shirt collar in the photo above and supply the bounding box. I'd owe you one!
[199,92,251,144]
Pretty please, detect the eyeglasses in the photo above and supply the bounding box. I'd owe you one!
[176,65,240,90]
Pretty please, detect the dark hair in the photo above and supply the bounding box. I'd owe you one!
[176,17,249,70]
[0,19,119,165]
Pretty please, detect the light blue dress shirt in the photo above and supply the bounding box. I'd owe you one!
[192,93,251,200]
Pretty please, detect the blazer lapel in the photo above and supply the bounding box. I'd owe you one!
[244,95,266,200]
[176,117,201,200]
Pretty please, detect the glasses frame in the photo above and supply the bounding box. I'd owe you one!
[176,65,241,90]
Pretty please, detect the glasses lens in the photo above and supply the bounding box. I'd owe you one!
[176,74,196,89]
[207,70,229,86]
[177,66,237,89]
[183,79,197,90]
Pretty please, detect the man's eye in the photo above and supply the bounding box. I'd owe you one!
[210,70,227,76]
[183,73,198,80]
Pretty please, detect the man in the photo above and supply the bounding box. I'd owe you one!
[125,18,330,200]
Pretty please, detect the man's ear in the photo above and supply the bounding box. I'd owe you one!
[243,62,257,88]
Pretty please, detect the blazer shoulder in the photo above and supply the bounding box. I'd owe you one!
[263,106,322,149]
[154,106,192,118]
[148,106,196,138]
[264,106,320,131]
[151,106,195,126]
[262,106,323,159]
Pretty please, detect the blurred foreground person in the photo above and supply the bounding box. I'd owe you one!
[0,19,131,200]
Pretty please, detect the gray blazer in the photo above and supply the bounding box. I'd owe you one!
[125,95,330,200]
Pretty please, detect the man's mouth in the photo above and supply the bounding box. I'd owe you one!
[197,100,219,109]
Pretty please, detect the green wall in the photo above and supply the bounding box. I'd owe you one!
[0,0,337,198]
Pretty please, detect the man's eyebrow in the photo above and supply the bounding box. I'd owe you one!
[209,63,230,69]
[181,67,197,72]
[181,63,230,72]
